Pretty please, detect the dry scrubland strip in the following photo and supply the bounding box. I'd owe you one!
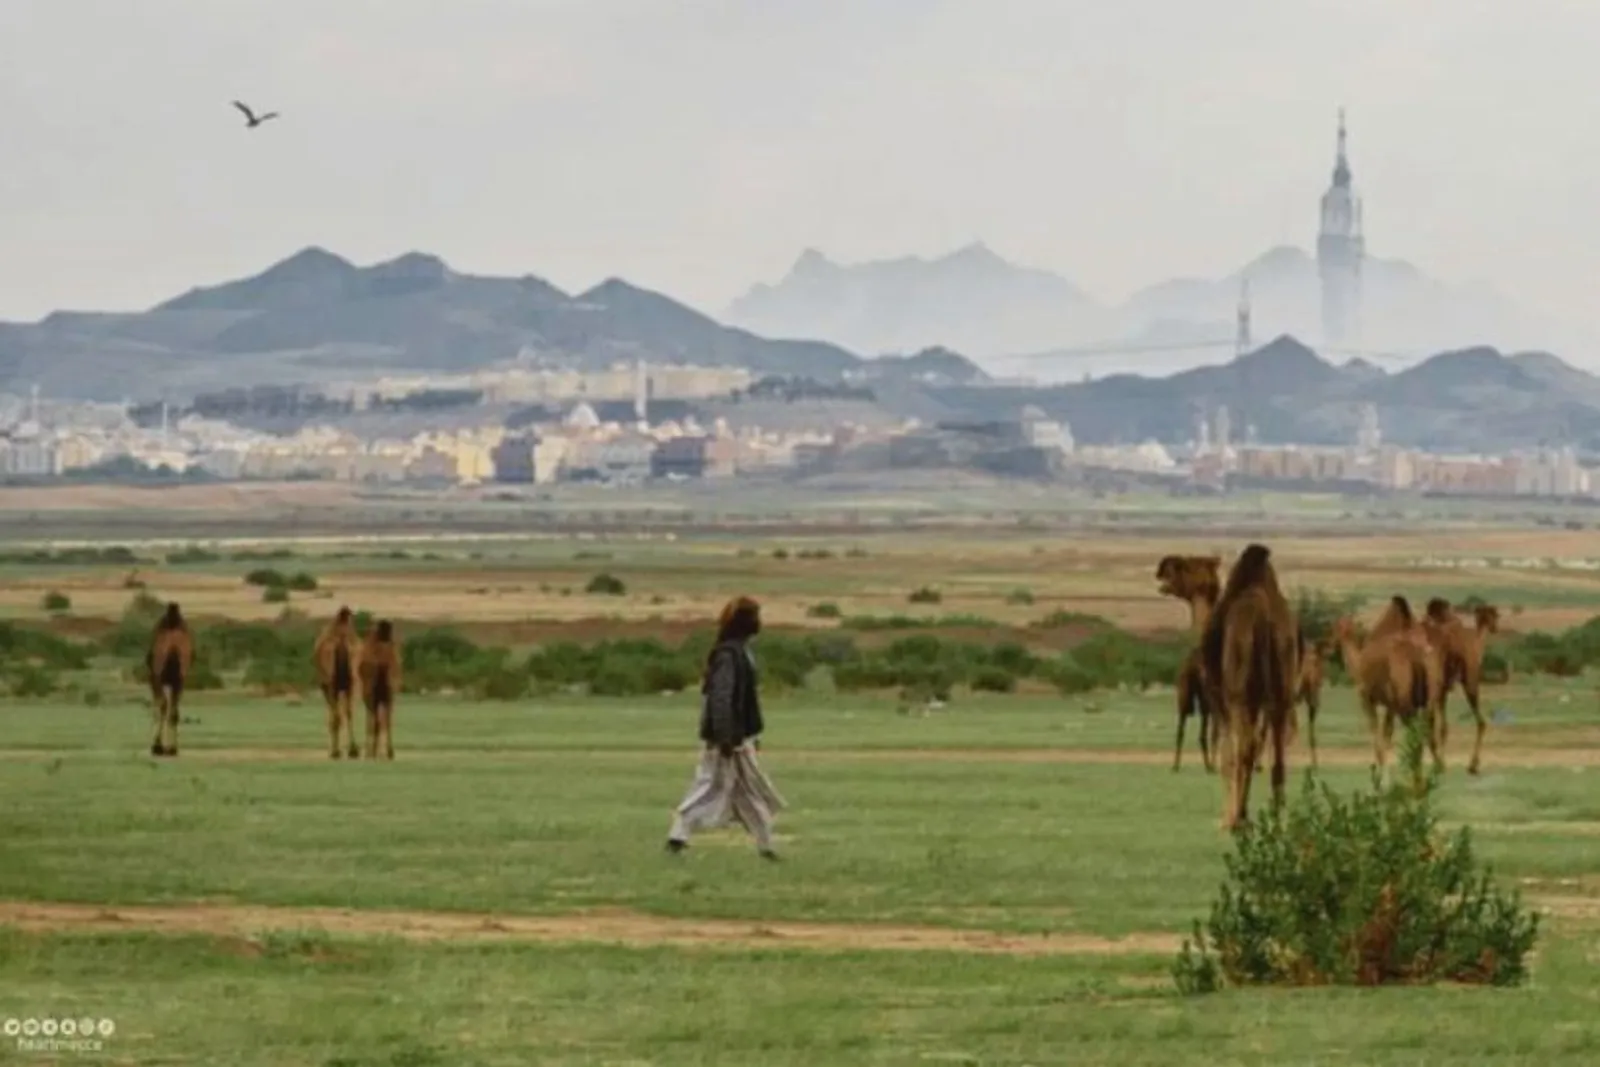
[4,744,1600,767]
[0,901,1178,957]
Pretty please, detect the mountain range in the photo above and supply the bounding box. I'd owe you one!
[725,243,1583,378]
[925,335,1600,453]
[7,247,1600,455]
[0,247,886,402]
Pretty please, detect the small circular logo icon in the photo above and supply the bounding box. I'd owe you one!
[40,1018,58,1036]
[78,1017,95,1037]
[2,1019,18,1036]
[21,1019,38,1036]
[96,1018,115,1037]
[59,1018,76,1036]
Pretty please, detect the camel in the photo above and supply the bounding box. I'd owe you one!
[312,606,362,760]
[358,620,402,761]
[1423,598,1499,776]
[1155,554,1222,772]
[1199,544,1300,830]
[1333,597,1445,776]
[1284,638,1326,767]
[146,602,194,757]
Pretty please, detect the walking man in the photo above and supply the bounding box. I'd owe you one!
[667,596,785,859]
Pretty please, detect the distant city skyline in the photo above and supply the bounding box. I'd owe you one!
[3,1,1599,342]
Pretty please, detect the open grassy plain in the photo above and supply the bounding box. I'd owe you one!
[4,504,1600,1064]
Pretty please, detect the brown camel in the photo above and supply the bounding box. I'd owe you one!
[1155,554,1222,772]
[1423,598,1499,775]
[146,602,194,757]
[1333,597,1445,775]
[1199,543,1300,830]
[312,606,361,759]
[358,620,402,760]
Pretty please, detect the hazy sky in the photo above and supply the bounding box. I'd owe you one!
[3,0,1599,334]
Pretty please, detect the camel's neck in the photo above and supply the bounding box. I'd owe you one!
[1184,595,1217,636]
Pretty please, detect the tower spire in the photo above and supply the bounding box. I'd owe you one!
[1332,107,1351,188]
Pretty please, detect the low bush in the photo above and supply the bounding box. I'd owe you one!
[907,586,943,605]
[806,602,843,619]
[244,567,288,588]
[1173,722,1539,993]
[40,590,71,614]
[1004,588,1036,606]
[585,573,627,596]
[262,586,290,604]
[166,545,222,565]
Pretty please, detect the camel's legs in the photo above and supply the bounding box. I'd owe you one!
[324,689,342,759]
[1231,711,1261,830]
[1463,676,1486,775]
[1203,704,1221,774]
[378,704,394,760]
[149,694,166,756]
[1361,696,1384,770]
[1172,690,1189,772]
[365,705,379,760]
[164,689,180,756]
[1270,707,1289,813]
[340,694,359,760]
[1305,691,1320,770]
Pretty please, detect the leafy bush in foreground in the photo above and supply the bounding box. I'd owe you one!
[1173,722,1539,993]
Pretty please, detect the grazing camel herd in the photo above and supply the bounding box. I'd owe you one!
[134,543,1498,833]
[1158,544,1502,829]
[142,602,404,760]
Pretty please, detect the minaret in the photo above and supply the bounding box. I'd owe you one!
[1235,278,1253,358]
[28,383,40,425]
[1317,108,1364,345]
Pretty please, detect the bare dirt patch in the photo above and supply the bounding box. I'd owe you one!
[0,901,1179,957]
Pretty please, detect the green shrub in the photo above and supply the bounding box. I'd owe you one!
[1004,588,1036,606]
[0,622,91,671]
[585,572,627,596]
[1173,722,1539,994]
[970,667,1017,693]
[166,545,221,565]
[1292,588,1368,650]
[907,586,943,605]
[8,664,58,698]
[244,567,288,588]
[771,548,790,560]
[284,572,319,592]
[40,590,71,614]
[262,586,290,604]
[806,602,843,619]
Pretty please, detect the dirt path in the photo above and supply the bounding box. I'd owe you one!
[0,900,1179,957]
[3,744,1599,769]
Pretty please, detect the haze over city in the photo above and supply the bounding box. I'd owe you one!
[3,0,1599,351]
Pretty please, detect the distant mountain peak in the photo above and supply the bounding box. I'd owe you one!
[791,248,832,276]
[260,246,356,279]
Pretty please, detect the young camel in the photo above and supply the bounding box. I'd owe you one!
[1333,597,1445,776]
[358,620,403,760]
[312,606,362,760]
[1199,544,1300,831]
[1284,639,1326,767]
[146,602,194,757]
[1423,599,1500,776]
[1155,554,1222,772]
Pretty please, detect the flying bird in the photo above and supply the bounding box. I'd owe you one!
[231,100,280,128]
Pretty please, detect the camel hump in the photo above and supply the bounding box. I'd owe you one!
[1388,595,1414,623]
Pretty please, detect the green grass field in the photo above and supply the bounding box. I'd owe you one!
[5,685,1600,1065]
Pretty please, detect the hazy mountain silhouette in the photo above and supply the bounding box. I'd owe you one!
[729,242,1580,378]
[726,243,1108,358]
